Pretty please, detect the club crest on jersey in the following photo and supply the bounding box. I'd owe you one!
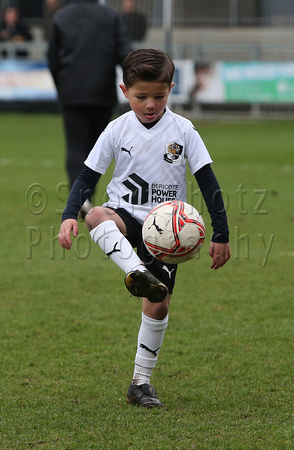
[164,142,183,164]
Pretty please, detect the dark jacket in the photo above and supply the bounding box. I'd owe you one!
[47,1,132,106]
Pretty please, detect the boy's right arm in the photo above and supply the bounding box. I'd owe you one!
[58,164,101,250]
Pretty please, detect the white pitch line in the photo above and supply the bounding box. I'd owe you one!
[0,158,55,167]
[279,251,294,257]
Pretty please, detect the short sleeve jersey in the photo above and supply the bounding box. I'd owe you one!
[84,106,213,223]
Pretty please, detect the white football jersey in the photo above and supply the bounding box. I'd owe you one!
[85,107,213,223]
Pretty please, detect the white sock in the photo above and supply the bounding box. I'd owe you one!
[90,220,145,274]
[132,313,169,386]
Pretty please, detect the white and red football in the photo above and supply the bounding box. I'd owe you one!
[142,200,205,264]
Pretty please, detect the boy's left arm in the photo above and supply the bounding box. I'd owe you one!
[194,164,231,270]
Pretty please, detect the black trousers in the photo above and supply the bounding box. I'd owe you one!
[62,105,113,187]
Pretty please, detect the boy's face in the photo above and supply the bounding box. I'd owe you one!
[120,81,174,124]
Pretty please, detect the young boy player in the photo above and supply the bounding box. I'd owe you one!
[58,49,231,408]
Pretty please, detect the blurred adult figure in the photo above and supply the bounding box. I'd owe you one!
[47,0,132,212]
[121,0,147,42]
[0,7,32,58]
[44,0,64,40]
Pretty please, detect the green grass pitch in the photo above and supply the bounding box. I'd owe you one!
[0,112,293,448]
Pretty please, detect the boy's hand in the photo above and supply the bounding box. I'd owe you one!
[58,219,78,250]
[209,242,231,270]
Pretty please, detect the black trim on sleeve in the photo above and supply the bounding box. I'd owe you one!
[62,165,101,221]
[194,164,229,243]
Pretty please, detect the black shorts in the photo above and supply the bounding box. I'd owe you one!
[108,207,178,294]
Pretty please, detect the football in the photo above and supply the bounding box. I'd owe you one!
[142,200,205,264]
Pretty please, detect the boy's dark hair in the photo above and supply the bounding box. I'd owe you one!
[122,48,175,89]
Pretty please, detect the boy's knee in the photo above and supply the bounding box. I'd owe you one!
[85,206,120,231]
[85,206,103,230]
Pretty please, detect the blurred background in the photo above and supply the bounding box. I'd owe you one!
[0,0,294,117]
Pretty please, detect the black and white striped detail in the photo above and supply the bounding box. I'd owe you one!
[122,173,149,205]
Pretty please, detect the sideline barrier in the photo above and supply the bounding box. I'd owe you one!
[0,59,56,101]
[1,58,294,109]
